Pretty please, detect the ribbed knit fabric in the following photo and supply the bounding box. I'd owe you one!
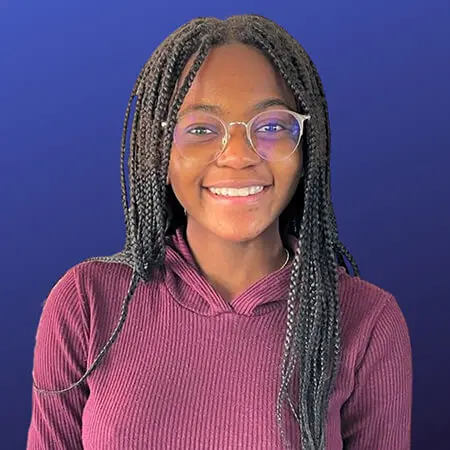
[27,228,412,449]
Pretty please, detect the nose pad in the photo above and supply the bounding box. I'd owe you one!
[221,122,255,157]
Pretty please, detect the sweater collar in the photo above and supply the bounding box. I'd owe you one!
[163,227,297,317]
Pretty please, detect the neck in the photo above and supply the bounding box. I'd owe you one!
[185,220,288,302]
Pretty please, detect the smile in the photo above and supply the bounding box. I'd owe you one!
[208,186,264,197]
[204,185,270,205]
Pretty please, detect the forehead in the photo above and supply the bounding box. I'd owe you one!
[178,43,295,116]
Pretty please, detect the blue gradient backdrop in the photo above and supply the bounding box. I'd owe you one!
[1,1,449,449]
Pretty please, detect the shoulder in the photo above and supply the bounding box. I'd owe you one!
[43,259,167,326]
[46,259,133,298]
[41,260,136,320]
[336,268,411,367]
[337,267,404,325]
[71,259,134,291]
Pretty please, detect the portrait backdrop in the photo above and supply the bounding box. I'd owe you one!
[1,1,449,449]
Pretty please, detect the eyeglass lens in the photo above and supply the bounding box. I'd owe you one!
[173,110,302,162]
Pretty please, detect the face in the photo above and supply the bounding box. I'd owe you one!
[167,43,303,243]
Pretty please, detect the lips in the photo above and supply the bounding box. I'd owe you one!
[204,179,272,189]
[204,185,270,204]
[208,185,264,197]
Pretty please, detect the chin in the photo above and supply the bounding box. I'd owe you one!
[204,219,277,244]
[213,230,261,243]
[186,212,281,244]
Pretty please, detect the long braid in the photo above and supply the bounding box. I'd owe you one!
[32,24,213,393]
[243,17,338,447]
[242,23,313,441]
[34,15,359,450]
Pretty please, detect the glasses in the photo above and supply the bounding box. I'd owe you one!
[162,109,310,163]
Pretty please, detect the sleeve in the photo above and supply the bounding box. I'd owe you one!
[341,294,413,449]
[27,267,89,450]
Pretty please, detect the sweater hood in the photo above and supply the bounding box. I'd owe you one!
[163,227,298,317]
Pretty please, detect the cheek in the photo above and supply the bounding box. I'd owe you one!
[167,149,203,205]
[276,152,303,197]
[167,152,185,202]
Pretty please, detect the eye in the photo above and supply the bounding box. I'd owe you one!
[187,126,215,136]
[180,123,221,144]
[255,122,285,133]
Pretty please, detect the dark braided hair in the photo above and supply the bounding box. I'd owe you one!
[33,14,359,450]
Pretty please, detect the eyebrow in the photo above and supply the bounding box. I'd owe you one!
[178,98,293,117]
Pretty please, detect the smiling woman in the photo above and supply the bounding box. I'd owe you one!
[167,44,304,275]
[27,14,412,450]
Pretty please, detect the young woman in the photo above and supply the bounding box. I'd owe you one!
[27,14,412,450]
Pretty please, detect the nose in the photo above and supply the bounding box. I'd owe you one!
[215,123,260,168]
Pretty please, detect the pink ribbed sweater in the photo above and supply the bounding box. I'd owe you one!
[27,228,412,449]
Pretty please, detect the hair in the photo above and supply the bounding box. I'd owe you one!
[34,14,359,450]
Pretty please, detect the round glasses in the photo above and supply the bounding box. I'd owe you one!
[163,109,310,163]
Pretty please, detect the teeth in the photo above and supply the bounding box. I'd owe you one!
[208,186,265,197]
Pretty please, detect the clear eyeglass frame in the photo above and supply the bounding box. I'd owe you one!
[161,109,311,162]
